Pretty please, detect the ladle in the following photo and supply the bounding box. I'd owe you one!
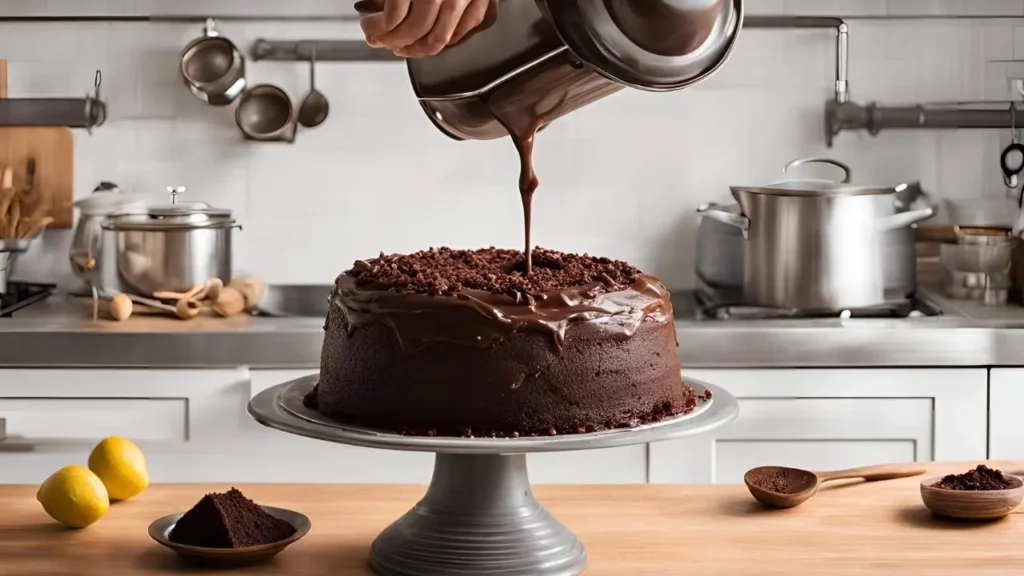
[297,43,329,128]
[744,463,927,509]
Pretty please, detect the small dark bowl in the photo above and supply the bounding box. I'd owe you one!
[148,506,310,568]
[920,474,1024,521]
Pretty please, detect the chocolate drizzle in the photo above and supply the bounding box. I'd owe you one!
[333,273,672,353]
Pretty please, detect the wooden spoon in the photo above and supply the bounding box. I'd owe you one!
[106,292,133,321]
[212,286,245,317]
[744,464,927,509]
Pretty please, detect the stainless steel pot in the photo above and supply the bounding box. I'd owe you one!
[390,0,743,141]
[696,158,937,310]
[97,186,240,296]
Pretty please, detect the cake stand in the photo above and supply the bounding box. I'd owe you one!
[248,374,738,576]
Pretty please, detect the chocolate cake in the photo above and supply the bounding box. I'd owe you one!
[304,247,708,437]
[168,488,296,548]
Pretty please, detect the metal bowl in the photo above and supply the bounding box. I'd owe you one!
[235,84,295,142]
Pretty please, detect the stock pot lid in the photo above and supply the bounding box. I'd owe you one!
[734,179,896,197]
[104,187,234,230]
[103,208,234,230]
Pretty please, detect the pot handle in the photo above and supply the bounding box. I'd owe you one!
[877,188,939,231]
[697,203,750,239]
[783,157,852,184]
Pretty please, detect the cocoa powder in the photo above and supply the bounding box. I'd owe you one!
[934,465,1015,491]
[747,468,805,494]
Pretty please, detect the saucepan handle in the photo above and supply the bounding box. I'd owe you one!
[877,186,940,232]
[697,203,750,239]
[783,157,852,184]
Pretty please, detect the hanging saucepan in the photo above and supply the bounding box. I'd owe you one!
[697,157,938,311]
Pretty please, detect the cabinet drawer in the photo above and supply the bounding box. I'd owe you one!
[0,398,187,444]
[720,398,933,442]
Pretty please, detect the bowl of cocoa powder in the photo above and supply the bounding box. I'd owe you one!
[920,464,1024,521]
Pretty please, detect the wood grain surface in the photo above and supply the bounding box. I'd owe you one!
[0,60,74,229]
[2,462,1024,575]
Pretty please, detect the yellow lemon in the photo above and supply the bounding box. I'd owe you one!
[88,436,149,501]
[36,465,109,528]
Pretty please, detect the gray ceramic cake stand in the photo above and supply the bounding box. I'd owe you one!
[248,374,738,576]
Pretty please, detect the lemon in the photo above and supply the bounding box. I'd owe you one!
[88,436,149,501]
[36,465,110,528]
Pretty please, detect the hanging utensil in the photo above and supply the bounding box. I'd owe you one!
[1000,102,1024,195]
[297,43,329,129]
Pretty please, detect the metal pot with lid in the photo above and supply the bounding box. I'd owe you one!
[357,0,743,140]
[69,181,151,291]
[97,186,241,296]
[697,157,938,311]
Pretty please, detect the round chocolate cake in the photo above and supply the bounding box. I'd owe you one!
[304,247,708,438]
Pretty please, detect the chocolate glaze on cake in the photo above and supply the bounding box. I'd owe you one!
[168,488,296,549]
[305,247,707,438]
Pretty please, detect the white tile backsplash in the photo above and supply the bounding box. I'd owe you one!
[2,7,1021,288]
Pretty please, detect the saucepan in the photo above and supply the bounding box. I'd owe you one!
[180,19,247,106]
[235,84,296,143]
[696,157,938,311]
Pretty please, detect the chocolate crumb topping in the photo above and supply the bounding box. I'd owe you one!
[345,247,640,298]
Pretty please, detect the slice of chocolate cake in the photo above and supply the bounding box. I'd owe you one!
[168,488,296,548]
[306,247,707,438]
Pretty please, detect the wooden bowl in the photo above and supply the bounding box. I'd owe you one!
[920,474,1024,521]
[148,506,310,567]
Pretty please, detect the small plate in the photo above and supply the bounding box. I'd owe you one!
[920,474,1024,521]
[148,506,311,568]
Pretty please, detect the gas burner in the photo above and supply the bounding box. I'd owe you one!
[0,282,56,318]
[672,289,943,320]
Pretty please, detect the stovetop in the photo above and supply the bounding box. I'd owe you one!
[671,289,944,321]
[0,282,56,318]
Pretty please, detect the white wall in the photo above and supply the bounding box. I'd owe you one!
[5,0,1024,290]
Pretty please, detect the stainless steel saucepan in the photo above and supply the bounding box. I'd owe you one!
[696,157,938,311]
[95,186,241,296]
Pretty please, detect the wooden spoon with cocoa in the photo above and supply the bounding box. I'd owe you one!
[745,464,927,509]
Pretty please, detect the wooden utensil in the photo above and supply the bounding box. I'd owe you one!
[0,166,13,236]
[212,286,245,317]
[228,275,266,310]
[920,474,1024,521]
[174,298,202,320]
[153,279,217,303]
[106,292,133,321]
[0,60,74,229]
[744,464,928,509]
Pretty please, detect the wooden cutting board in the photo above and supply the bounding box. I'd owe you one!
[0,59,74,229]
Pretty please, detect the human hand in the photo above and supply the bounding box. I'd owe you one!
[354,0,494,58]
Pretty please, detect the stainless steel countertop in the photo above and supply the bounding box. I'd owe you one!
[1,291,1023,368]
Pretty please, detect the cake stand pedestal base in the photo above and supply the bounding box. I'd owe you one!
[248,374,739,576]
[370,453,586,576]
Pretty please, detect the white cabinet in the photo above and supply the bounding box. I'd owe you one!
[649,368,988,484]
[0,367,989,485]
[988,369,1024,460]
[0,369,249,484]
[0,368,646,485]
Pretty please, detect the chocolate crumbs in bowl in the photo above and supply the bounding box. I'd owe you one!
[933,465,1017,491]
[345,246,640,299]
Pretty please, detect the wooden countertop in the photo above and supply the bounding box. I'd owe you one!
[3,461,1024,575]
